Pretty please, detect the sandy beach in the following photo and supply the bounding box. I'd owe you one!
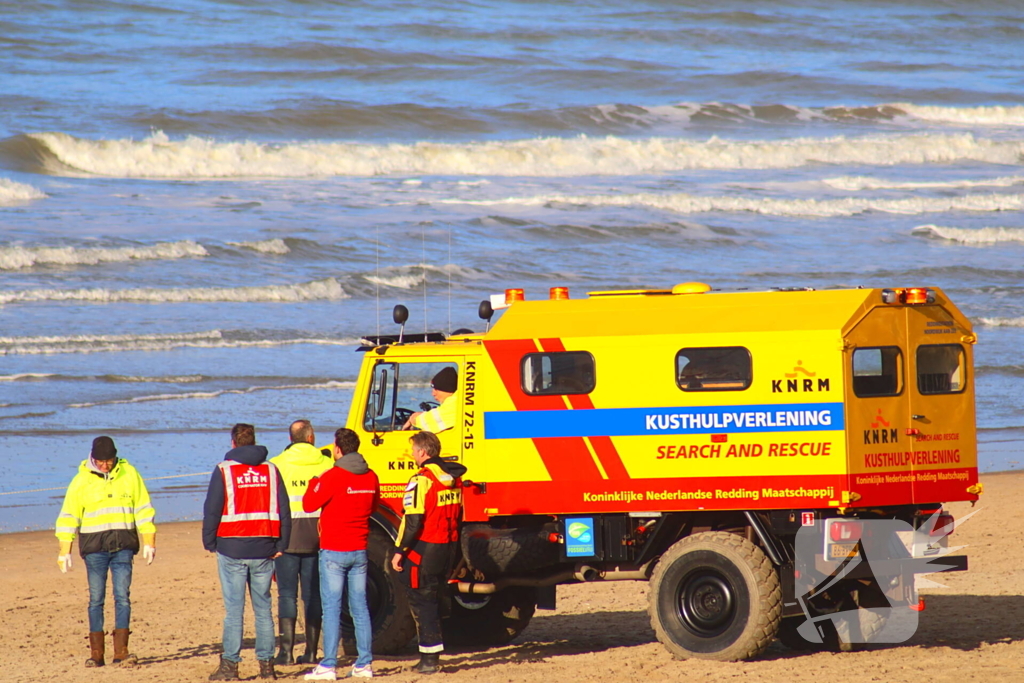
[4,471,1022,683]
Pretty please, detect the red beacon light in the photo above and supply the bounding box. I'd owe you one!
[505,288,525,305]
[549,286,570,300]
[881,287,935,305]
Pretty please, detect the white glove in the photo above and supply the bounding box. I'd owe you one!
[143,545,156,565]
[58,554,72,573]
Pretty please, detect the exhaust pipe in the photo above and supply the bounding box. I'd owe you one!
[455,562,651,594]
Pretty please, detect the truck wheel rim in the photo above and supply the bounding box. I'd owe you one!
[677,569,735,636]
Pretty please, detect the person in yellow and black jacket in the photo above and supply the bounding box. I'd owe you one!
[55,436,156,668]
[269,419,332,665]
[390,430,466,675]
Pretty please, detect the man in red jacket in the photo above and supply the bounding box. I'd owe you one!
[301,428,380,681]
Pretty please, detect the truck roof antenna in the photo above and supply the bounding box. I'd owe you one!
[422,229,428,338]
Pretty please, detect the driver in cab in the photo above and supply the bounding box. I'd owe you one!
[402,367,458,433]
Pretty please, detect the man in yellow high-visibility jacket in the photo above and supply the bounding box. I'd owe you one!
[402,367,459,433]
[270,419,332,665]
[55,436,156,668]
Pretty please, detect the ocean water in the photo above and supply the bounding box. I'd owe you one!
[2,0,1023,532]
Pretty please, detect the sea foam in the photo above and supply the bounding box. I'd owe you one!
[443,192,1024,218]
[227,239,291,254]
[26,130,1024,178]
[0,330,362,355]
[0,177,46,204]
[0,278,350,307]
[823,174,1024,192]
[893,103,1024,127]
[68,380,358,408]
[911,225,1024,245]
[0,240,208,270]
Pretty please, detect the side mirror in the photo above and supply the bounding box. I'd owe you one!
[393,304,409,344]
[478,300,494,333]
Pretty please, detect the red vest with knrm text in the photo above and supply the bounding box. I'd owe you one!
[217,461,281,538]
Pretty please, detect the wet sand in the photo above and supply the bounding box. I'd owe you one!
[3,471,1022,683]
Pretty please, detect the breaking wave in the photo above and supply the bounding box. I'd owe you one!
[227,238,291,254]
[445,192,1024,218]
[911,225,1024,245]
[0,240,208,270]
[976,317,1024,328]
[0,278,350,306]
[0,330,362,355]
[823,174,1024,192]
[12,130,1024,178]
[68,380,357,408]
[363,263,486,290]
[0,177,46,204]
[893,103,1024,127]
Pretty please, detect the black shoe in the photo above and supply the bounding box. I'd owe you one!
[274,617,296,665]
[209,657,239,681]
[414,652,441,674]
[258,659,278,680]
[296,620,321,664]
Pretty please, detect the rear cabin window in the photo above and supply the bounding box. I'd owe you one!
[676,347,752,391]
[852,347,903,397]
[522,352,595,395]
[917,344,966,394]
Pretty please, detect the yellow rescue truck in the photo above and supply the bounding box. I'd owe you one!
[349,283,977,660]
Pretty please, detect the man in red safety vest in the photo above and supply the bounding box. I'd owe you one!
[203,423,292,681]
[390,431,466,674]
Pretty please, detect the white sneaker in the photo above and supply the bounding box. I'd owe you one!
[348,664,373,678]
[305,664,337,681]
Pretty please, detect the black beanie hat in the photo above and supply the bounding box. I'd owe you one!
[431,367,458,393]
[91,436,118,461]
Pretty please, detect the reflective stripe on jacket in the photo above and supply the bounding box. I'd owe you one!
[216,461,281,538]
[397,462,463,547]
[270,442,332,553]
[412,394,458,433]
[55,458,156,557]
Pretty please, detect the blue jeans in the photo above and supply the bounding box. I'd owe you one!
[320,549,372,669]
[275,552,322,622]
[84,549,134,632]
[217,553,276,663]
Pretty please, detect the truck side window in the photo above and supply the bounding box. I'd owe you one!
[852,347,902,397]
[521,351,595,395]
[917,344,966,394]
[676,347,751,391]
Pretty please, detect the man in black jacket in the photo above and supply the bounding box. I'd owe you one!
[203,423,291,681]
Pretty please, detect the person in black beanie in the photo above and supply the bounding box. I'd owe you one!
[402,367,458,433]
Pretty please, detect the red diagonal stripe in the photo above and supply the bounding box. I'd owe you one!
[484,339,602,480]
[536,338,630,480]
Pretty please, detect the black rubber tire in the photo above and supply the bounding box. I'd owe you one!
[348,528,415,654]
[461,525,560,578]
[648,531,781,661]
[442,586,538,647]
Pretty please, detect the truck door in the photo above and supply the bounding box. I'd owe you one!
[904,307,977,504]
[845,306,913,507]
[356,358,465,512]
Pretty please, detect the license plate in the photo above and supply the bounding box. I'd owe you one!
[829,543,858,559]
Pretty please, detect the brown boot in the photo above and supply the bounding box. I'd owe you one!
[112,628,138,666]
[85,631,105,667]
